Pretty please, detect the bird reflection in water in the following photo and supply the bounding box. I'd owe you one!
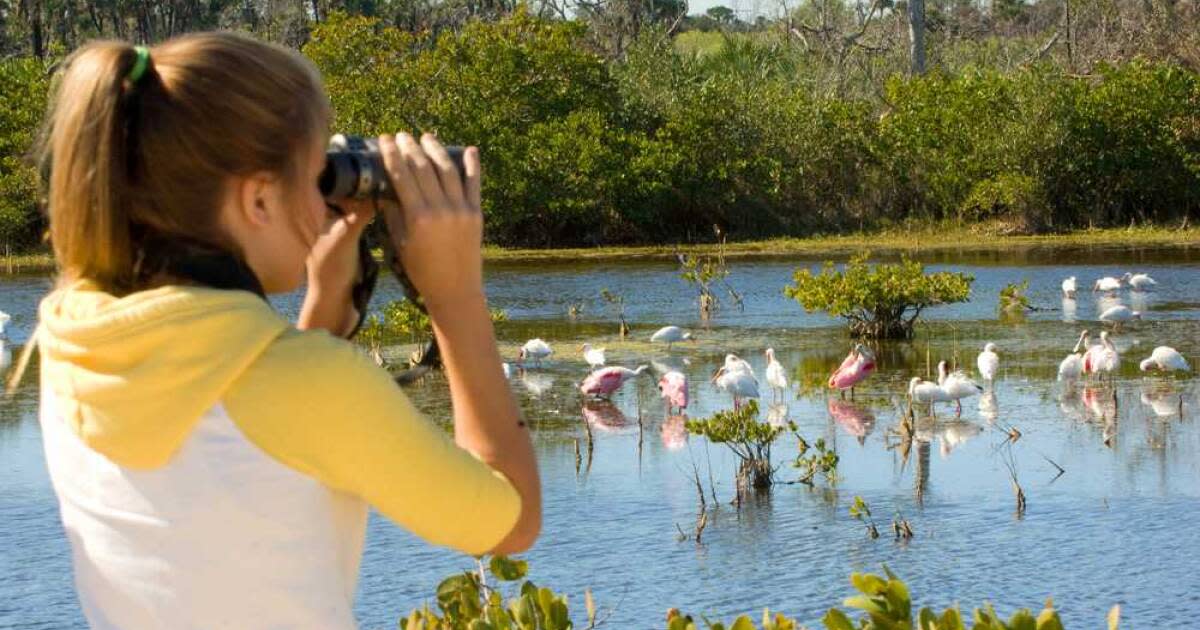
[766,403,791,428]
[661,415,687,450]
[936,421,982,458]
[1140,382,1184,420]
[520,371,555,398]
[978,391,999,423]
[1081,386,1118,447]
[826,398,875,445]
[581,401,629,433]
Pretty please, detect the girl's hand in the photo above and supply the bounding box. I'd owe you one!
[300,199,376,336]
[376,132,483,311]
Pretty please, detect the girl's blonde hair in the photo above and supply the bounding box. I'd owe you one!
[39,32,330,293]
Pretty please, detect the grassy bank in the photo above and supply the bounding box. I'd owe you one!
[4,225,1197,275]
[482,224,1200,263]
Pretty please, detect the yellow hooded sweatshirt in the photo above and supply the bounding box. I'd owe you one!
[38,280,519,630]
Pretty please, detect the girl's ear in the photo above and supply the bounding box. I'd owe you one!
[236,172,276,228]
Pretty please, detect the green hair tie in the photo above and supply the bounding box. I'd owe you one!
[127,46,150,84]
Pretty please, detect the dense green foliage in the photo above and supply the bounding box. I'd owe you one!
[786,253,974,338]
[409,556,1111,629]
[2,6,1199,250]
[686,400,792,492]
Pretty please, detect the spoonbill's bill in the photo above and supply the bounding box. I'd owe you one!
[580,365,648,400]
[976,343,999,388]
[519,338,553,365]
[580,343,606,369]
[1139,346,1190,373]
[650,326,693,349]
[764,348,788,401]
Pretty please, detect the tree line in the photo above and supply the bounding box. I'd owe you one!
[1,1,1198,249]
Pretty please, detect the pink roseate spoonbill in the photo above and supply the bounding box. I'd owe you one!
[764,348,788,402]
[519,338,553,366]
[1099,305,1141,331]
[1059,330,1089,385]
[908,376,952,417]
[976,343,999,389]
[827,398,875,445]
[937,360,983,416]
[1093,276,1122,295]
[580,365,648,400]
[828,344,876,399]
[581,401,629,433]
[661,415,687,450]
[650,326,694,350]
[1139,346,1190,373]
[1122,272,1157,291]
[712,362,759,410]
[1061,276,1077,299]
[657,370,689,414]
[580,343,606,369]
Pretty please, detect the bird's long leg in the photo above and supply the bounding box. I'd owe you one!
[840,390,846,400]
[851,387,856,401]
[956,399,963,417]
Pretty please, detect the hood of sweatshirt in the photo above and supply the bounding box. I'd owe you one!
[38,280,289,469]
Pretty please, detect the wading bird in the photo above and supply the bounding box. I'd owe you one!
[764,347,788,402]
[650,326,693,350]
[1139,346,1190,373]
[1093,276,1122,295]
[1122,272,1157,292]
[580,365,648,400]
[712,358,759,409]
[908,377,952,417]
[977,343,999,389]
[580,343,606,369]
[0,311,9,337]
[1099,305,1141,331]
[519,338,553,365]
[828,344,876,399]
[657,370,689,413]
[1061,276,1077,299]
[937,360,984,416]
[1085,331,1120,382]
[1058,330,1090,385]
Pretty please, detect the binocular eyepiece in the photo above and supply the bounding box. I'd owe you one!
[318,134,467,201]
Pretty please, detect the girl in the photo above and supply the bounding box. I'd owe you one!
[34,31,540,628]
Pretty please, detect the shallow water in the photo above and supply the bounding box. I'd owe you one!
[2,248,1199,628]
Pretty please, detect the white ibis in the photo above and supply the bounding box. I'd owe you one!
[580,343,606,369]
[1061,276,1077,299]
[764,347,788,401]
[1139,346,1190,373]
[1122,272,1157,291]
[1099,305,1141,330]
[712,357,759,409]
[908,377,952,417]
[650,326,693,350]
[519,338,553,365]
[1093,276,1122,294]
[0,311,9,337]
[976,342,999,388]
[1058,330,1090,384]
[937,360,983,416]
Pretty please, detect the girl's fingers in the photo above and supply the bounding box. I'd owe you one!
[464,146,482,212]
[397,133,444,211]
[420,133,467,209]
[378,134,427,223]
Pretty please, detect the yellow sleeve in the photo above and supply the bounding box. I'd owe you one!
[223,328,521,556]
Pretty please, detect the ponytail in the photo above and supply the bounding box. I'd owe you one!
[41,42,149,291]
[38,33,330,294]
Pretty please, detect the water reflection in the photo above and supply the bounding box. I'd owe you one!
[520,371,556,398]
[978,391,999,423]
[766,403,790,428]
[1141,382,1183,419]
[661,415,687,450]
[1061,297,1077,323]
[937,421,983,458]
[581,401,629,433]
[827,399,875,445]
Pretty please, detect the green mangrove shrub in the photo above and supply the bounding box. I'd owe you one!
[686,400,792,494]
[785,254,974,339]
[405,558,1116,630]
[357,299,507,366]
